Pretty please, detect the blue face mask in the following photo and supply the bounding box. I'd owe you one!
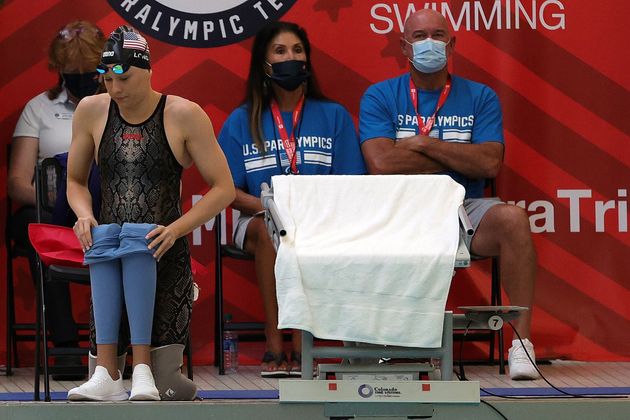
[406,38,449,74]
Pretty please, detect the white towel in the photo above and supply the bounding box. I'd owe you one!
[273,175,465,348]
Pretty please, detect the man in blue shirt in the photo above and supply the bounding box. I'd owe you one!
[359,9,539,380]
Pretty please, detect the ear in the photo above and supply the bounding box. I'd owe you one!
[447,36,456,57]
[400,36,410,58]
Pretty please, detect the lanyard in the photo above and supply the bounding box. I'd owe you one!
[270,96,305,175]
[409,76,451,136]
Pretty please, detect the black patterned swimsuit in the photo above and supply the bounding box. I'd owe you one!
[90,95,192,352]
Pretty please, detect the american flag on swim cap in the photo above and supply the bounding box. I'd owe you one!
[122,31,149,52]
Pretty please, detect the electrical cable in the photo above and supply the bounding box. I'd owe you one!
[452,319,628,419]
[480,399,508,420]
[458,320,627,400]
[502,322,627,400]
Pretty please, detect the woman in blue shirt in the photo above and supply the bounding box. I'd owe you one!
[218,21,365,378]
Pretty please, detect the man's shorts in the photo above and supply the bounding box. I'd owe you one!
[463,197,503,255]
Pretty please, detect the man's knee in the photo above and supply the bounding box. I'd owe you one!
[151,344,197,401]
[488,204,531,240]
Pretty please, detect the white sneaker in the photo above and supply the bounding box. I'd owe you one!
[129,364,161,401]
[508,338,540,380]
[67,366,128,401]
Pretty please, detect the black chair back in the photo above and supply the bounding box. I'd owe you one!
[35,157,63,221]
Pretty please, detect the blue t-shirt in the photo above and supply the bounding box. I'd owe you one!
[359,73,504,198]
[219,98,366,198]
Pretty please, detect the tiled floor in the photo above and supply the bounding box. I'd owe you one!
[2,361,630,395]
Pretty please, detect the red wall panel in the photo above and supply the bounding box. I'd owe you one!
[1,0,628,364]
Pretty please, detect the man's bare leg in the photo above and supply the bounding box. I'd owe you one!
[470,204,537,338]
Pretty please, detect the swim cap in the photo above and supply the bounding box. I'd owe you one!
[100,25,150,70]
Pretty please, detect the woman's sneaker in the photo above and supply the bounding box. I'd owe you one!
[67,366,128,401]
[129,364,160,400]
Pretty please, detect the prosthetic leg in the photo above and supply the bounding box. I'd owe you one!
[151,344,198,401]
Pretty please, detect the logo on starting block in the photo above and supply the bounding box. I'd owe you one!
[358,384,374,398]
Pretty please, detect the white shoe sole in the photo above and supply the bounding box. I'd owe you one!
[129,391,160,401]
[509,371,540,381]
[68,391,129,401]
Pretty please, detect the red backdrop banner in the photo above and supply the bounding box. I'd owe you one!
[1,0,629,364]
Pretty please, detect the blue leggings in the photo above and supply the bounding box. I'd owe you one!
[84,223,157,345]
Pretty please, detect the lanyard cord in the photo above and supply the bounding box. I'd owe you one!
[409,75,452,136]
[269,99,305,175]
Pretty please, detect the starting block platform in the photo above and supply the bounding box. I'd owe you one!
[279,379,480,404]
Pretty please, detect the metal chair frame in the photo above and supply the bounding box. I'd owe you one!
[213,211,264,375]
[5,186,37,376]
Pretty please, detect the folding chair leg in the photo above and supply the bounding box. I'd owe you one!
[12,336,19,370]
[6,255,23,374]
[34,263,51,402]
[491,256,506,375]
[214,267,222,370]
[5,328,11,376]
[213,285,221,369]
[498,328,505,374]
[33,265,42,401]
[214,212,225,375]
[6,261,14,376]
[43,274,51,401]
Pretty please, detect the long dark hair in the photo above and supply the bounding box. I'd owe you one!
[245,21,326,150]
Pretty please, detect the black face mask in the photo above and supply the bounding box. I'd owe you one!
[62,72,100,100]
[267,60,310,91]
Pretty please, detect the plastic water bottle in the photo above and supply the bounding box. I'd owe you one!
[223,314,239,373]
[430,357,441,380]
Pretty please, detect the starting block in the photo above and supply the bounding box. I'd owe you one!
[262,178,526,415]
[279,379,479,404]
